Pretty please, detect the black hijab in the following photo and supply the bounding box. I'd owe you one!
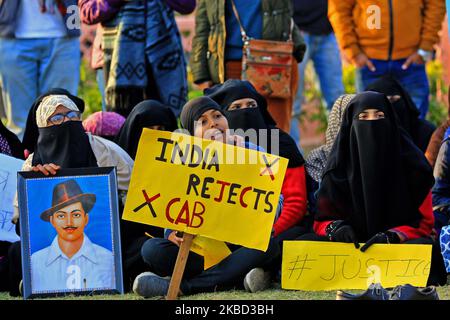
[31,95,97,169]
[316,92,434,241]
[115,100,178,159]
[22,88,85,153]
[205,79,304,168]
[0,121,24,159]
[365,75,435,152]
[180,96,224,135]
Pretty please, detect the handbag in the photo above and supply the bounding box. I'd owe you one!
[230,0,294,99]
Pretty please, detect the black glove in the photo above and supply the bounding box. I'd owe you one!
[360,231,400,252]
[326,220,360,249]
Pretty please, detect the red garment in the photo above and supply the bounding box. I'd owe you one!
[273,165,307,237]
[314,191,435,241]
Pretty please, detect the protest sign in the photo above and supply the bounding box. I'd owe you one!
[0,154,24,242]
[123,129,288,252]
[282,241,432,291]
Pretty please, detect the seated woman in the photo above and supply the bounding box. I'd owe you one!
[299,91,446,286]
[366,75,435,153]
[133,96,281,298]
[115,100,178,160]
[205,79,309,241]
[7,93,142,295]
[0,121,24,293]
[82,111,126,141]
[432,135,450,233]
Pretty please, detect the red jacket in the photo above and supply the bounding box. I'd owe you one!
[273,165,308,237]
[314,191,434,241]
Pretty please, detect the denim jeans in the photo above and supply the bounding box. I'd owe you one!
[290,32,344,147]
[141,237,280,295]
[0,37,80,138]
[96,69,106,112]
[355,59,429,119]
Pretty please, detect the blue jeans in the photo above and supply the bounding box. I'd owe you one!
[141,237,280,295]
[96,69,106,112]
[355,59,429,119]
[290,32,344,147]
[0,37,80,138]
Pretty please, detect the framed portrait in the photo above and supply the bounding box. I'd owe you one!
[18,167,124,299]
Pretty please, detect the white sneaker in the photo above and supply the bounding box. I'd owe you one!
[243,268,271,293]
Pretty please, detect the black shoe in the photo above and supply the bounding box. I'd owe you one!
[389,284,439,300]
[336,283,389,300]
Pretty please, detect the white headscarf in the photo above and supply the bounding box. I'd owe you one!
[36,95,80,128]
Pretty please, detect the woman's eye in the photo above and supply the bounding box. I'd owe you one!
[215,113,222,119]
[57,214,65,219]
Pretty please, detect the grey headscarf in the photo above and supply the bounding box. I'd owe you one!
[305,94,355,182]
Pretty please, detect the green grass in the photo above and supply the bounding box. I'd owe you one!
[2,285,450,300]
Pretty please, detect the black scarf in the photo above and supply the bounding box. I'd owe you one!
[316,92,434,240]
[180,97,224,135]
[365,75,435,152]
[115,100,178,159]
[32,121,98,168]
[22,88,85,153]
[206,79,304,168]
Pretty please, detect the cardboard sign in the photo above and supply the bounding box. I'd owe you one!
[0,154,24,242]
[282,241,432,291]
[190,236,232,270]
[122,129,288,251]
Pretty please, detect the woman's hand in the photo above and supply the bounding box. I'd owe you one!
[168,231,184,247]
[31,163,61,176]
[226,134,245,147]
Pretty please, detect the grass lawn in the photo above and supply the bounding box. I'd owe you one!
[2,284,450,300]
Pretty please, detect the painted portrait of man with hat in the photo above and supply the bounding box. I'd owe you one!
[30,179,114,292]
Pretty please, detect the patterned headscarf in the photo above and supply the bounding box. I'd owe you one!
[36,95,79,128]
[305,94,355,182]
[0,134,12,155]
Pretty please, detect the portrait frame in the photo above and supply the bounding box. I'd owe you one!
[18,167,124,299]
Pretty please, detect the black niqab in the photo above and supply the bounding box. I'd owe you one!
[365,75,435,152]
[205,79,304,168]
[115,100,178,159]
[316,92,434,240]
[32,121,98,168]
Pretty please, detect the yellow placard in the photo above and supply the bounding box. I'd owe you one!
[190,237,232,270]
[282,241,432,291]
[123,129,288,251]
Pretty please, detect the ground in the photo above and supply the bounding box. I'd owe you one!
[1,284,450,300]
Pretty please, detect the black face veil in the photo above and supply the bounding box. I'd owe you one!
[316,92,434,240]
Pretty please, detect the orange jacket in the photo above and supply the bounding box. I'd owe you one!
[328,0,446,61]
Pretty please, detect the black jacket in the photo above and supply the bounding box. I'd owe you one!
[292,0,332,35]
